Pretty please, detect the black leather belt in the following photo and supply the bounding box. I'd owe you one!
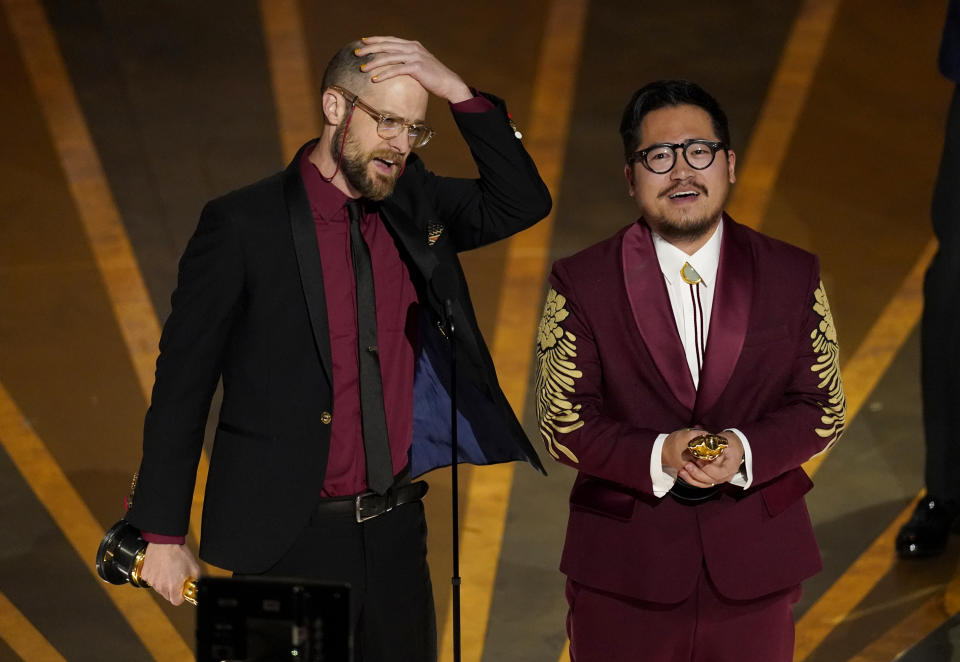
[669,478,721,502]
[316,481,429,523]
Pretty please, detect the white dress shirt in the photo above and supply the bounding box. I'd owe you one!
[646,222,754,497]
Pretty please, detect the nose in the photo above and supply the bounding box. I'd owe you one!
[670,148,694,179]
[386,131,409,153]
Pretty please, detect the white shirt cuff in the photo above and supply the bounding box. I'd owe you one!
[651,433,677,498]
[725,428,753,489]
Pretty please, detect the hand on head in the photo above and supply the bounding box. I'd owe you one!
[355,36,472,104]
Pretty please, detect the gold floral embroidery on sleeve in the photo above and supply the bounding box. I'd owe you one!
[536,288,584,462]
[810,281,846,447]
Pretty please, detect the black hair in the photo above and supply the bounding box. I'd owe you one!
[619,80,731,160]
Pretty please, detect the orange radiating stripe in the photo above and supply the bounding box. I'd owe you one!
[725,0,842,230]
[946,556,960,616]
[837,523,960,660]
[259,0,320,161]
[847,595,948,662]
[436,1,589,662]
[803,239,935,478]
[1,0,159,407]
[0,380,193,660]
[723,0,939,655]
[0,590,68,662]
[1,0,212,565]
[793,492,923,660]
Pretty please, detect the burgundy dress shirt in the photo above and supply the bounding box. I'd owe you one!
[304,90,493,494]
[300,146,418,497]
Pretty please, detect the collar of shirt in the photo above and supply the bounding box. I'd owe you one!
[651,219,723,289]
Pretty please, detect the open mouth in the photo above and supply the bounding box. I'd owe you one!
[372,156,397,171]
[667,190,700,200]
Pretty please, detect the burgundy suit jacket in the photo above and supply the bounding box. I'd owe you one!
[536,215,846,603]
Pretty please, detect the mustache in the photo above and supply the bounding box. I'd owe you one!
[659,181,707,198]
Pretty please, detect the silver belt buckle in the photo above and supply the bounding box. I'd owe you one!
[355,492,392,523]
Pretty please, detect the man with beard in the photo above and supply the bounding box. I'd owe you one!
[535,80,845,661]
[124,37,550,661]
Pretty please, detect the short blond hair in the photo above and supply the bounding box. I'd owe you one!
[320,40,374,97]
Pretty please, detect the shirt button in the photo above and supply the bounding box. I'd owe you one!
[320,411,332,425]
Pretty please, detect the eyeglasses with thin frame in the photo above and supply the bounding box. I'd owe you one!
[627,139,727,174]
[329,85,436,149]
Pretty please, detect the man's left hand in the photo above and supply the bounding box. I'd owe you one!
[356,36,473,104]
[677,432,744,488]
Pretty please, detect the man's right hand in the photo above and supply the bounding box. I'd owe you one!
[662,428,713,487]
[139,543,200,606]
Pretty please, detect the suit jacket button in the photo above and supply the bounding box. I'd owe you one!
[320,411,332,425]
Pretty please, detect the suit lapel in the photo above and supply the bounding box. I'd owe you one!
[379,200,485,372]
[378,201,441,294]
[379,200,458,326]
[284,142,334,387]
[622,222,697,411]
[694,215,753,417]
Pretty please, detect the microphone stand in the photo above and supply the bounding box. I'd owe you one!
[432,264,462,662]
[444,298,462,662]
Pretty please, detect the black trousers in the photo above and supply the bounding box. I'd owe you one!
[923,84,960,502]
[246,498,437,662]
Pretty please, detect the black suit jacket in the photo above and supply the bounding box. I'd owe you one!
[127,94,551,572]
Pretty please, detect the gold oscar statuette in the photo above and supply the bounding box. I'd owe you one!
[686,433,728,461]
[96,519,198,605]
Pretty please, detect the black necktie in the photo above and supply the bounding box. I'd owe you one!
[347,199,393,494]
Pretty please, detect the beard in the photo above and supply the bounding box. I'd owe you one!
[331,122,402,201]
[644,181,727,243]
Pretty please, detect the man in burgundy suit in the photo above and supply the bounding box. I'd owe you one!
[536,80,846,661]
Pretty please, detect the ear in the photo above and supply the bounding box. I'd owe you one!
[726,149,737,184]
[624,163,636,197]
[322,89,347,125]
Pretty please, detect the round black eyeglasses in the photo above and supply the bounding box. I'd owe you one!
[628,139,727,174]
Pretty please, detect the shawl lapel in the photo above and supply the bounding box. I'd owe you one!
[283,141,333,388]
[621,221,697,411]
[693,215,753,418]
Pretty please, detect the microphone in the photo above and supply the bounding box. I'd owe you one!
[430,264,458,327]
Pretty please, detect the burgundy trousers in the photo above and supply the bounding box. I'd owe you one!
[566,565,800,662]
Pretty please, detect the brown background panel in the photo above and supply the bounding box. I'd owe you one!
[0,446,150,660]
[761,0,950,354]
[0,6,146,531]
[1,0,958,658]
[545,0,807,263]
[42,0,285,322]
[806,539,960,662]
[798,327,927,630]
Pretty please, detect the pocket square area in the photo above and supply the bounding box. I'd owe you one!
[427,223,444,246]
